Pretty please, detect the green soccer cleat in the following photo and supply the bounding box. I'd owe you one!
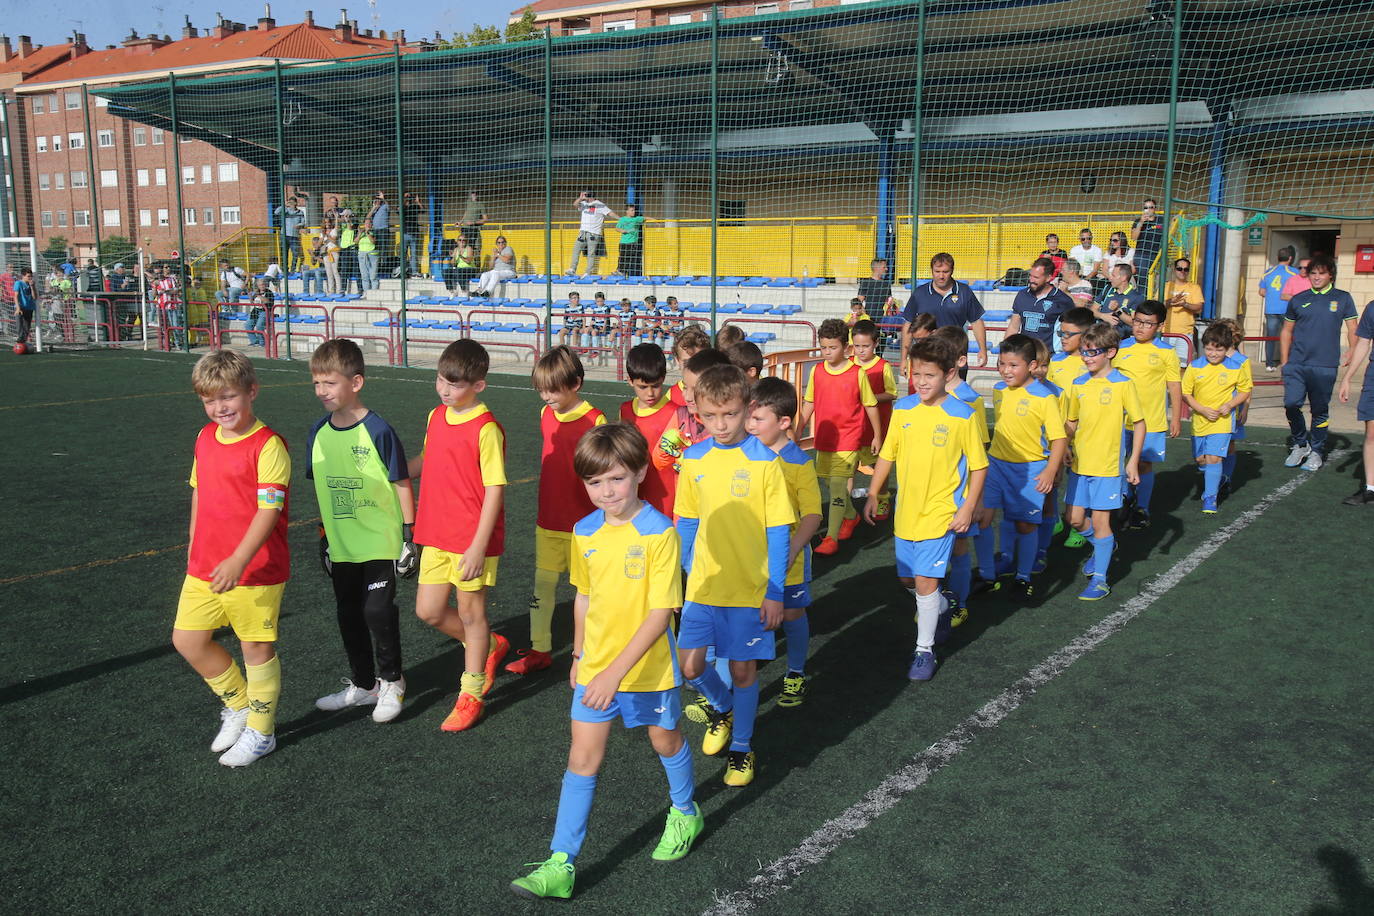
[1063,528,1088,549]
[510,853,576,900]
[1053,517,1064,536]
[778,673,807,707]
[651,804,705,861]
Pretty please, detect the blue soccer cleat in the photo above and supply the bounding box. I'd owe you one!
[1201,495,1218,515]
[993,551,1015,579]
[907,649,937,681]
[1078,577,1111,601]
[1032,550,1049,575]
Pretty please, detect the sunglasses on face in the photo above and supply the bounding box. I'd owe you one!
[1080,347,1110,358]
[1175,265,1190,271]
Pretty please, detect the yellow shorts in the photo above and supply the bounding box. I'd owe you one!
[858,445,879,467]
[816,449,860,478]
[534,526,572,574]
[419,546,500,591]
[174,575,284,642]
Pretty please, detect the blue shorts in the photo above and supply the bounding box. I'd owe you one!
[1193,433,1231,459]
[678,602,775,661]
[895,532,956,579]
[570,684,681,729]
[956,520,980,540]
[1359,369,1374,422]
[1233,423,1247,441]
[784,581,812,609]
[1123,428,1166,463]
[1066,471,1124,512]
[985,457,1046,523]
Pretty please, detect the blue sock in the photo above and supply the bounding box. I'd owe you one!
[999,519,1017,558]
[1222,452,1237,480]
[1082,520,1094,539]
[1015,528,1038,580]
[714,654,732,684]
[1203,462,1222,500]
[1090,534,1115,582]
[949,551,972,605]
[782,614,809,674]
[728,680,760,753]
[1136,471,1155,513]
[658,743,696,812]
[1037,515,1057,555]
[974,526,996,579]
[688,669,733,713]
[550,770,597,861]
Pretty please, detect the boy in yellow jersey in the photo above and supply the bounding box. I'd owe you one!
[1182,324,1253,514]
[1046,307,1095,549]
[511,346,607,675]
[675,365,795,786]
[1111,299,1182,530]
[173,349,289,768]
[1212,317,1253,496]
[746,377,823,707]
[850,319,897,520]
[510,425,702,901]
[1064,323,1145,601]
[988,334,1067,599]
[863,338,987,681]
[410,340,508,731]
[800,318,881,555]
[1028,336,1064,570]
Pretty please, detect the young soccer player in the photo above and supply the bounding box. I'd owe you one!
[1111,299,1182,530]
[746,377,823,706]
[988,334,1067,598]
[903,312,938,392]
[557,291,584,348]
[642,294,665,346]
[173,349,289,767]
[411,340,509,730]
[668,324,709,406]
[654,348,732,477]
[850,319,897,519]
[1064,322,1145,600]
[676,365,795,785]
[309,339,418,723]
[514,346,607,675]
[845,297,871,328]
[1028,336,1064,570]
[621,342,678,515]
[662,297,688,354]
[716,323,747,349]
[801,318,881,555]
[509,424,702,900]
[587,291,612,355]
[862,337,987,681]
[1046,307,1094,549]
[1213,317,1252,496]
[727,340,764,379]
[1183,324,1253,514]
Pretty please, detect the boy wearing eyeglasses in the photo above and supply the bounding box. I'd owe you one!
[1064,323,1145,601]
[1112,300,1183,531]
[1046,307,1094,549]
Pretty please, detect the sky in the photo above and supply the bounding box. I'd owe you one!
[0,0,521,48]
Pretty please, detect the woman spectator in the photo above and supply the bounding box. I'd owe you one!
[306,233,329,295]
[1098,232,1134,298]
[358,226,379,291]
[323,217,342,295]
[443,238,480,293]
[472,235,516,297]
[615,204,646,276]
[337,211,361,295]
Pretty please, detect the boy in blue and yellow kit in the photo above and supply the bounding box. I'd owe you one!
[1046,307,1094,549]
[676,364,795,787]
[863,338,987,681]
[1064,322,1145,601]
[746,377,823,707]
[1183,324,1253,514]
[1112,299,1182,530]
[510,424,702,901]
[988,334,1067,598]
[172,349,289,768]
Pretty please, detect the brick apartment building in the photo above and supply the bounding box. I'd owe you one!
[512,0,857,35]
[1,10,409,263]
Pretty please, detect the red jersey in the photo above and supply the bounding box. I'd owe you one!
[668,380,688,407]
[414,404,507,556]
[857,356,895,443]
[805,361,876,452]
[538,401,605,531]
[187,421,290,586]
[620,395,678,515]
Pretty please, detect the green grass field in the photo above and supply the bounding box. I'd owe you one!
[2,348,1371,914]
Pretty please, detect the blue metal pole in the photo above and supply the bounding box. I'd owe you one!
[427,164,442,269]
[625,146,640,208]
[1202,115,1226,320]
[877,135,894,264]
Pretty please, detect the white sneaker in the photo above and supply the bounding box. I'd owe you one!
[373,676,406,723]
[315,678,379,711]
[1284,444,1312,468]
[1302,450,1324,472]
[211,706,249,753]
[218,726,276,768]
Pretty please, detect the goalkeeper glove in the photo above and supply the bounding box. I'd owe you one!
[396,523,418,578]
[318,525,333,576]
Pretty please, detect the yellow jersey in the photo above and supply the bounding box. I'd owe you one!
[1046,351,1086,414]
[570,504,682,692]
[1113,337,1181,433]
[991,380,1067,463]
[879,394,989,542]
[1183,354,1253,436]
[1066,370,1145,477]
[775,440,822,586]
[949,379,991,445]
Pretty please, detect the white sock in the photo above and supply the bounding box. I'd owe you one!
[914,590,941,652]
[1366,484,1374,493]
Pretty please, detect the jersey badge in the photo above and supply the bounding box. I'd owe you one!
[1330,301,1338,312]
[1099,387,1114,405]
[1015,399,1030,417]
[931,423,949,447]
[351,444,372,470]
[730,469,751,497]
[623,544,645,579]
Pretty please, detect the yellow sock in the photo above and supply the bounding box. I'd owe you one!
[204,663,249,711]
[529,567,559,653]
[827,477,849,538]
[244,656,282,735]
[460,671,486,698]
[489,633,499,654]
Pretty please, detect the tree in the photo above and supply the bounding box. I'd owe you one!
[42,236,69,262]
[98,235,137,268]
[435,10,542,49]
[506,9,541,42]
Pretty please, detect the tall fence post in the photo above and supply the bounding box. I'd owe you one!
[80,85,103,262]
[1158,0,1183,301]
[709,4,719,334]
[273,60,291,359]
[1,98,19,237]
[544,27,554,349]
[393,47,408,366]
[909,0,926,290]
[168,72,190,352]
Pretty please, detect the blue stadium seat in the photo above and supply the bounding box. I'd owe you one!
[469,321,497,331]
[742,303,773,315]
[405,296,426,304]
[984,309,1013,323]
[716,303,744,314]
[797,277,824,288]
[766,278,796,288]
[771,304,802,316]
[741,277,769,287]
[747,332,777,344]
[666,276,694,286]
[971,280,997,291]
[373,318,398,328]
[625,276,649,284]
[686,303,714,314]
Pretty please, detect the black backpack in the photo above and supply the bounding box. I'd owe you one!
[998,267,1030,287]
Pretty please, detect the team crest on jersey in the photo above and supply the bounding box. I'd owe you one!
[931,423,949,447]
[1099,388,1114,404]
[730,469,751,497]
[1147,353,1160,366]
[352,444,372,469]
[624,544,646,579]
[1015,400,1030,417]
[1330,301,1339,312]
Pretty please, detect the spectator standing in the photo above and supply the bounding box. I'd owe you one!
[80,259,105,295]
[338,211,361,295]
[12,267,35,346]
[1006,257,1074,350]
[1040,234,1068,275]
[368,193,392,270]
[616,204,646,277]
[1069,228,1104,282]
[154,265,184,351]
[324,195,344,225]
[274,197,306,270]
[1259,246,1299,370]
[400,193,422,278]
[1163,257,1204,354]
[1279,255,1358,471]
[215,259,247,311]
[857,258,893,314]
[1130,198,1165,292]
[262,260,284,293]
[568,190,617,276]
[901,252,988,367]
[323,221,342,294]
[306,234,329,295]
[473,235,517,297]
[458,190,487,254]
[108,262,137,340]
[1280,257,1311,302]
[358,226,379,291]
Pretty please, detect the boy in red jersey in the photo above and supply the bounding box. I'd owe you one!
[799,318,881,555]
[621,342,678,515]
[849,319,897,519]
[510,346,607,675]
[173,349,289,768]
[668,324,710,407]
[411,340,509,731]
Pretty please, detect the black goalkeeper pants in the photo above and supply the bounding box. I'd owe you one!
[329,559,402,687]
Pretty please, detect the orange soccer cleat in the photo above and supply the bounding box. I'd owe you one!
[814,536,840,556]
[440,692,485,732]
[837,517,861,541]
[484,633,510,695]
[505,648,553,676]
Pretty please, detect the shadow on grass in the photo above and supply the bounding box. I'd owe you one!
[1309,845,1374,915]
[0,644,176,706]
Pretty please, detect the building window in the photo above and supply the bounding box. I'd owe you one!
[67,132,84,150]
[152,128,164,145]
[56,210,67,227]
[36,136,47,152]
[102,209,121,227]
[204,208,214,226]
[52,135,61,152]
[755,3,779,12]
[668,13,692,23]
[603,19,635,30]
[99,170,118,188]
[41,211,53,228]
[157,208,169,226]
[54,173,64,190]
[38,174,50,190]
[221,207,241,225]
[97,129,114,148]
[65,90,81,110]
[136,169,150,187]
[31,96,45,114]
[569,27,591,35]
[201,165,212,184]
[95,96,109,108]
[71,170,87,188]
[154,168,167,186]
[790,0,812,8]
[139,209,152,227]
[133,128,147,146]
[74,210,90,227]
[217,162,239,183]
[182,166,195,184]
[183,208,197,226]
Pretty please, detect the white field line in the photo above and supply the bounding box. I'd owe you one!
[702,455,1343,916]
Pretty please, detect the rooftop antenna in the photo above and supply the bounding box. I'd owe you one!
[368,0,381,32]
